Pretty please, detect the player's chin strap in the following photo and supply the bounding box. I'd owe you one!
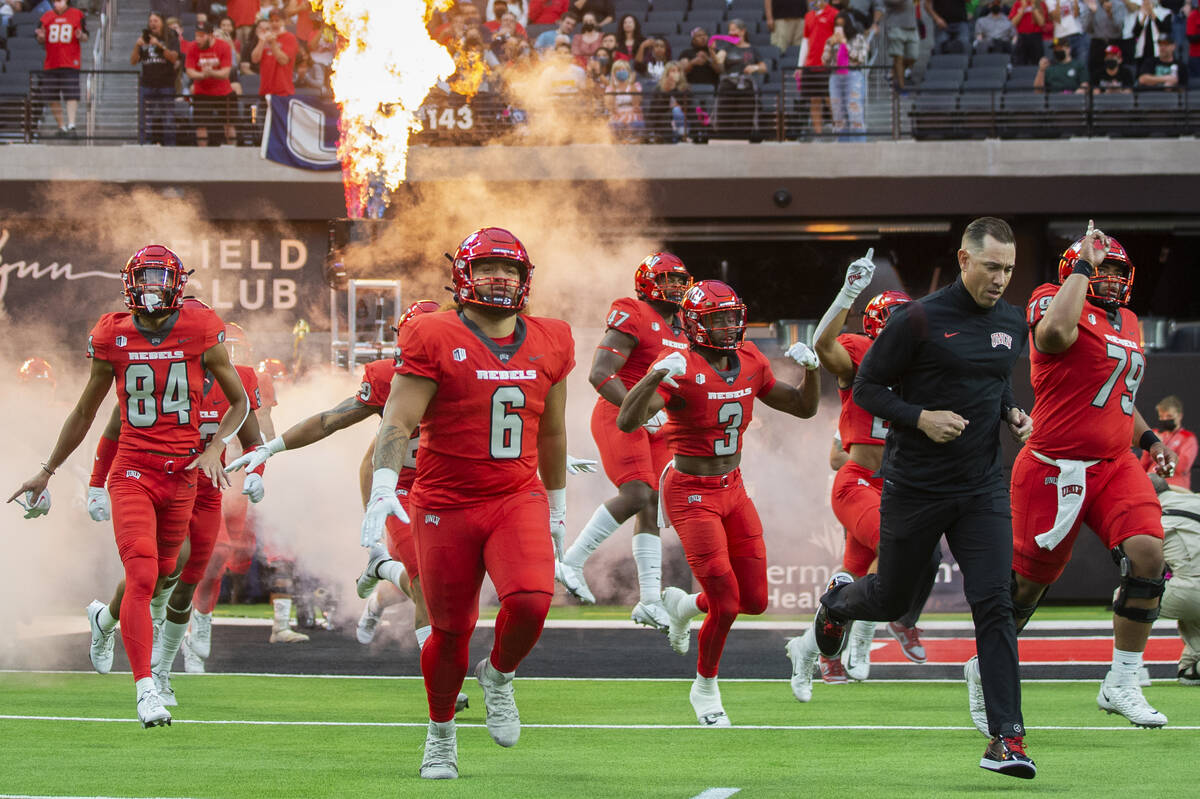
[1110,544,1166,623]
[220,387,251,446]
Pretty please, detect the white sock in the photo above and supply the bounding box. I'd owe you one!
[365,593,381,616]
[681,592,701,619]
[429,718,455,737]
[377,560,406,590]
[135,676,156,697]
[157,615,189,675]
[693,673,717,693]
[564,505,621,568]
[485,659,515,681]
[272,598,292,632]
[1111,647,1144,683]
[415,624,432,651]
[98,605,118,632]
[149,590,170,624]
[631,533,662,604]
[192,609,212,627]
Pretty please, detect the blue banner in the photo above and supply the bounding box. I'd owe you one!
[260,95,341,171]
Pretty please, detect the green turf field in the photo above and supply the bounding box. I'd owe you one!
[1,672,1197,797]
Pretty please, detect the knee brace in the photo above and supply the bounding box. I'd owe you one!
[1111,545,1166,623]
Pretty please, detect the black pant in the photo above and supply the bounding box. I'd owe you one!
[822,483,1024,738]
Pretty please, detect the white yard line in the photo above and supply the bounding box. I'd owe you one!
[690,789,741,799]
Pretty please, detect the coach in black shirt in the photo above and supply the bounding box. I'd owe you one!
[823,218,1036,777]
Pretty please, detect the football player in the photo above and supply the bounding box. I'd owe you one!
[556,253,692,631]
[84,313,266,704]
[360,228,573,780]
[17,357,57,400]
[8,245,249,728]
[617,280,821,727]
[996,222,1178,731]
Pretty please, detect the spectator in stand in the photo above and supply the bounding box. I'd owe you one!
[1034,35,1091,88]
[926,0,973,52]
[491,11,527,59]
[766,0,810,51]
[1189,3,1200,79]
[241,16,270,74]
[572,0,614,27]
[883,0,919,90]
[613,14,645,62]
[536,13,575,51]
[1081,0,1129,83]
[648,60,694,141]
[486,0,528,35]
[1,1,24,27]
[801,0,837,134]
[546,37,588,91]
[1046,0,1089,63]
[1131,0,1172,69]
[488,0,528,26]
[682,27,721,85]
[1140,396,1198,488]
[227,0,259,49]
[131,11,180,146]
[1138,26,1187,82]
[35,0,88,138]
[215,15,243,97]
[585,45,613,89]
[636,37,672,80]
[605,58,643,138]
[1161,0,1188,63]
[714,18,766,138]
[572,11,603,64]
[253,8,297,96]
[528,0,567,25]
[848,0,885,35]
[1093,41,1136,86]
[976,2,1016,53]
[186,20,236,146]
[823,10,869,140]
[1010,0,1048,64]
[601,31,620,58]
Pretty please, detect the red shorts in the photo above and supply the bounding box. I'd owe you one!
[662,466,764,578]
[180,482,222,584]
[385,488,418,580]
[107,451,198,577]
[1011,448,1163,585]
[591,398,672,488]
[832,461,882,577]
[410,488,553,636]
[216,488,257,573]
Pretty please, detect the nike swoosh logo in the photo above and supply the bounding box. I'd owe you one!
[529,354,544,361]
[943,332,960,338]
[178,337,192,344]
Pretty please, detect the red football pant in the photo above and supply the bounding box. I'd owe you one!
[411,489,554,722]
[180,482,222,584]
[220,489,256,573]
[591,398,672,488]
[663,467,767,679]
[832,461,883,576]
[107,451,197,681]
[1011,448,1163,585]
[385,489,418,579]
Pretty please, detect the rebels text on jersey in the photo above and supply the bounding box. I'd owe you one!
[88,305,225,455]
[1026,283,1145,460]
[394,311,575,506]
[357,358,421,491]
[605,297,688,391]
[197,364,261,450]
[656,343,776,458]
[837,333,888,450]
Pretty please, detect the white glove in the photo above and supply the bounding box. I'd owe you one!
[651,351,687,388]
[361,468,408,547]
[224,435,285,474]
[548,487,566,560]
[242,472,265,503]
[566,455,598,475]
[836,247,876,307]
[785,341,820,370]
[17,489,51,519]
[643,409,669,434]
[86,487,111,522]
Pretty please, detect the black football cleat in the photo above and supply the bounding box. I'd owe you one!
[980,735,1036,779]
[812,573,854,657]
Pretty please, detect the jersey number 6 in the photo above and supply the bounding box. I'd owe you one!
[490,386,526,459]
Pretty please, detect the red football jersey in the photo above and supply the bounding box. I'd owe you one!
[395,310,575,506]
[605,297,688,391]
[88,305,226,455]
[256,368,278,408]
[40,8,85,70]
[1026,283,1144,460]
[657,343,776,458]
[356,358,420,491]
[196,364,261,452]
[836,333,888,451]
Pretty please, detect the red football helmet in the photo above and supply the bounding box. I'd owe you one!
[18,357,55,389]
[634,253,692,305]
[1058,235,1135,306]
[394,299,440,339]
[862,290,912,339]
[121,245,187,314]
[681,280,746,350]
[450,227,534,311]
[258,357,289,382]
[223,322,250,364]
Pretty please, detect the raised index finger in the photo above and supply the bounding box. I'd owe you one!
[863,247,874,262]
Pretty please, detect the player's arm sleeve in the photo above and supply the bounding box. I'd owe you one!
[550,321,576,384]
[356,363,388,409]
[852,305,923,429]
[394,323,440,382]
[241,368,262,411]
[755,347,777,397]
[202,309,226,350]
[605,297,642,340]
[87,318,110,361]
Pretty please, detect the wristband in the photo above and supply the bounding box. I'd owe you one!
[547,487,566,514]
[40,462,56,476]
[1070,258,1094,278]
[370,468,400,496]
[596,374,619,391]
[1139,430,1161,452]
[250,461,267,477]
[264,435,287,454]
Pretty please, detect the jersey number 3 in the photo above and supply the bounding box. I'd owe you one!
[1092,343,1144,415]
[714,401,743,456]
[126,362,191,428]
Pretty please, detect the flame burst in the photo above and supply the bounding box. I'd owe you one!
[314,0,456,216]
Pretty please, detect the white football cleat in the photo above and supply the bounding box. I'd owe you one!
[786,631,819,702]
[181,635,205,674]
[455,692,469,713]
[1097,673,1167,728]
[631,600,670,632]
[355,543,392,600]
[420,721,458,780]
[152,669,177,707]
[86,599,116,675]
[475,658,520,747]
[150,618,165,670]
[554,561,596,604]
[844,620,876,681]
[660,587,696,655]
[189,611,213,659]
[965,656,989,736]
[269,628,310,643]
[136,681,172,728]
[356,599,383,645]
[689,676,731,727]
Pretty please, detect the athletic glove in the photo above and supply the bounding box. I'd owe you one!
[17,489,51,519]
[651,351,687,388]
[643,409,669,434]
[361,468,408,547]
[566,455,598,475]
[86,486,110,521]
[242,473,265,503]
[785,341,820,370]
[548,487,567,561]
[224,435,285,473]
[835,248,876,308]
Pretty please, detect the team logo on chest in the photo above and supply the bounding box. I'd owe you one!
[115,335,127,348]
[991,332,1013,349]
[695,373,705,385]
[651,321,661,331]
[1087,313,1097,325]
[452,348,467,362]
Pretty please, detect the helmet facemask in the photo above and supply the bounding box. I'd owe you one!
[127,265,180,315]
[461,258,529,311]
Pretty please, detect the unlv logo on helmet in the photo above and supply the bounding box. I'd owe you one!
[681,280,746,351]
[634,252,692,305]
[863,291,912,340]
